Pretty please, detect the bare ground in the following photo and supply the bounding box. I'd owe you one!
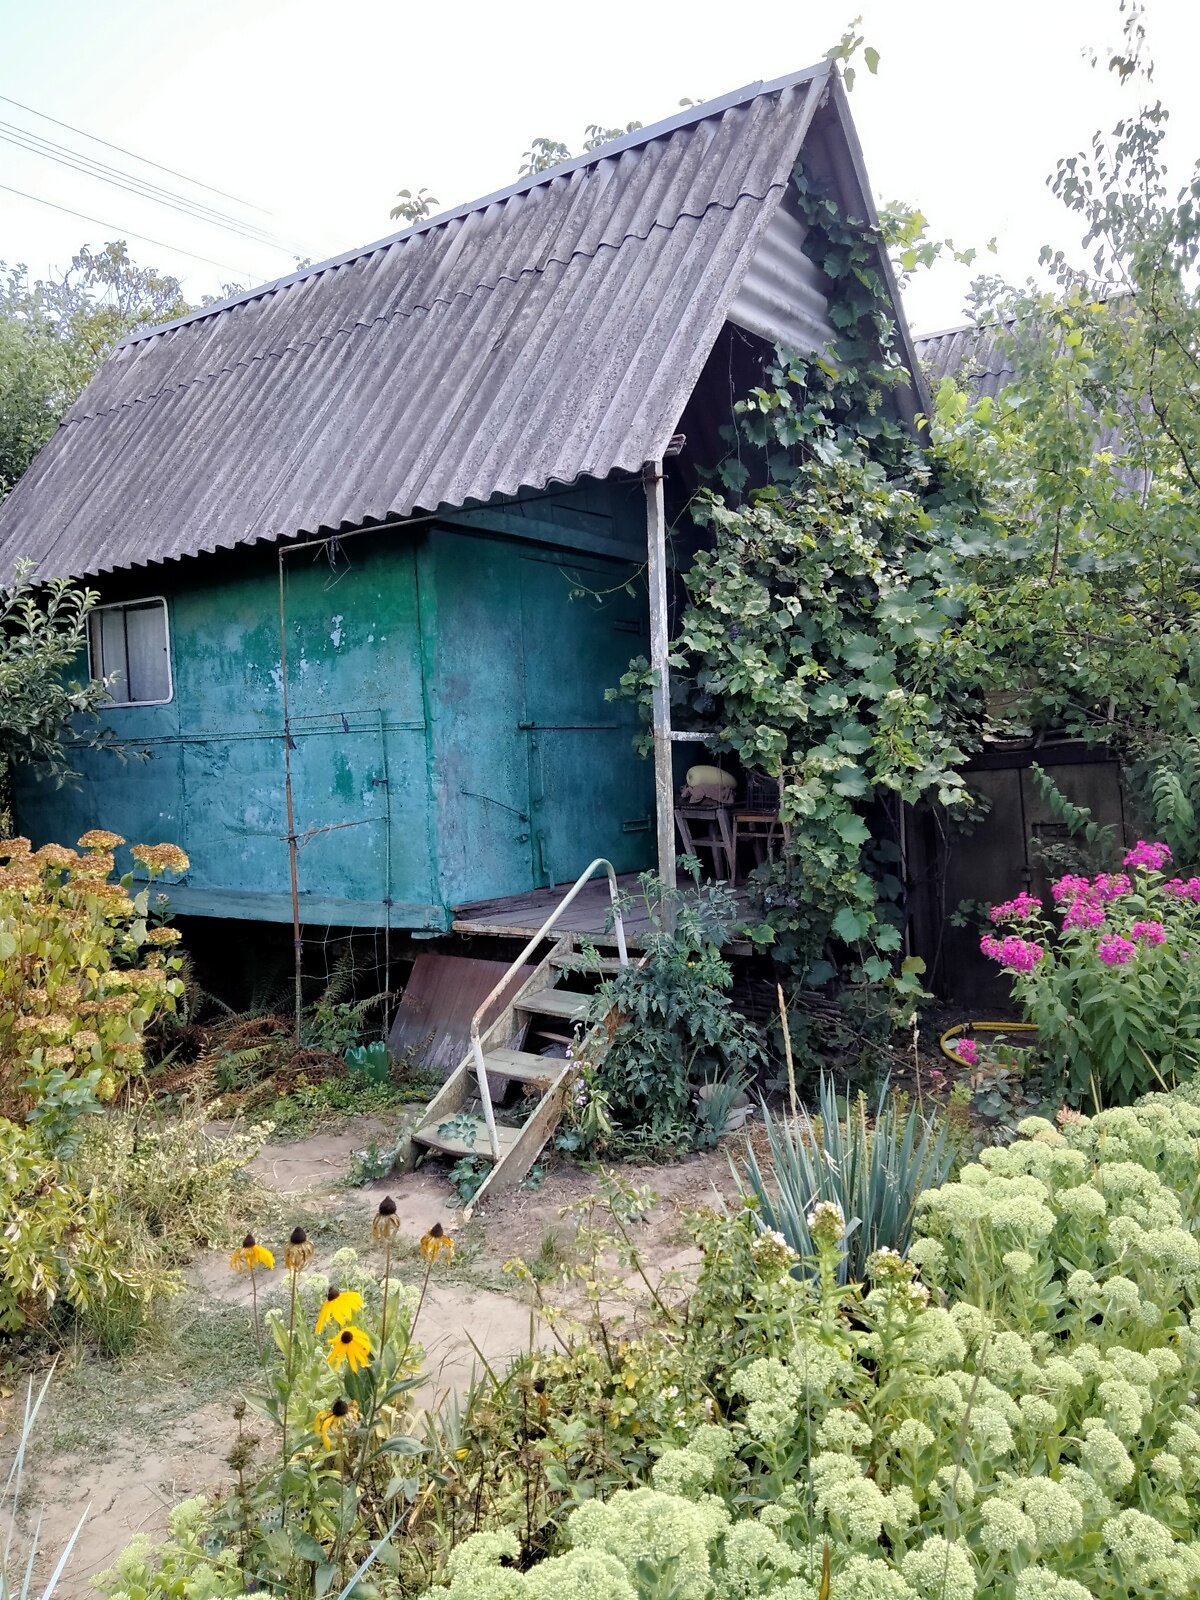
[4,1116,737,1599]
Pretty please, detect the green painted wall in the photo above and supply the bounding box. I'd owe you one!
[15,482,655,927]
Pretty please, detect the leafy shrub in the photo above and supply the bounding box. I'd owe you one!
[0,830,188,1152]
[587,874,764,1152]
[0,1116,165,1339]
[87,1089,1200,1599]
[980,841,1200,1105]
[78,1100,272,1257]
[736,1072,955,1281]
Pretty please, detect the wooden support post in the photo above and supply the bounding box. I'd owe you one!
[644,460,676,895]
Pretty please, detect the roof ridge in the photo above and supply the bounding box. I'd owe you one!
[75,183,794,425]
[116,63,831,351]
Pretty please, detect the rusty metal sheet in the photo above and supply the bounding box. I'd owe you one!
[388,953,535,1079]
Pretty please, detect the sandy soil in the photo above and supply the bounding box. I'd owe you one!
[4,1121,736,1599]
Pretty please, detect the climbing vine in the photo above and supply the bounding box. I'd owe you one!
[622,169,990,993]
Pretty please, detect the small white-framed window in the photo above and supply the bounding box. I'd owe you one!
[88,597,173,706]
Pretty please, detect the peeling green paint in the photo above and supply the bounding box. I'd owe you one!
[15,483,655,928]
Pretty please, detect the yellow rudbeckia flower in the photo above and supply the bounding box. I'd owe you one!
[229,1233,275,1273]
[327,1324,371,1372]
[315,1286,364,1334]
[419,1222,455,1264]
[314,1397,358,1450]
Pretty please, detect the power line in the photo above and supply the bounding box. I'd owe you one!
[0,90,268,214]
[0,180,257,280]
[0,121,312,259]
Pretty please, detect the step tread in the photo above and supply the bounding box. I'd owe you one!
[515,987,590,1020]
[413,1116,523,1159]
[551,954,627,974]
[483,1047,567,1083]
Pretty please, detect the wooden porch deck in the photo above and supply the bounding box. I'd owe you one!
[452,873,752,949]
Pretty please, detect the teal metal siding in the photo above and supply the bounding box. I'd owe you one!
[15,487,654,925]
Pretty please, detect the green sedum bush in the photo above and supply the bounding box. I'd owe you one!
[94,1088,1200,1599]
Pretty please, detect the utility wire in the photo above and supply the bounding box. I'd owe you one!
[0,122,311,259]
[0,181,256,279]
[0,116,300,252]
[0,90,267,214]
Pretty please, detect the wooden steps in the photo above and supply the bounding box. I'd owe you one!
[517,987,589,1021]
[399,869,645,1217]
[551,953,626,975]
[481,1046,561,1084]
[413,1117,523,1158]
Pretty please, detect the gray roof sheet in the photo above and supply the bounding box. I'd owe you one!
[0,63,918,579]
[915,322,1017,398]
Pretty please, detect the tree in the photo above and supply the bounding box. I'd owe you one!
[932,2,1200,859]
[0,560,112,822]
[0,242,188,498]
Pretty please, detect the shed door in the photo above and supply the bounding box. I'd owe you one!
[518,553,653,887]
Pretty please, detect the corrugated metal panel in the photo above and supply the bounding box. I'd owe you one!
[916,319,1127,462]
[915,323,1017,398]
[0,68,834,580]
[728,191,833,352]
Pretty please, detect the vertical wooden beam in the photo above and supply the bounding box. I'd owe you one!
[644,460,676,893]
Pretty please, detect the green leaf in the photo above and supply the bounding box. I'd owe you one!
[832,907,870,944]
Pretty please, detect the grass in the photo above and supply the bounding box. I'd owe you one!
[263,1078,436,1138]
[32,1296,261,1463]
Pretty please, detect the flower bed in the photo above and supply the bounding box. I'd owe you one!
[980,840,1200,1104]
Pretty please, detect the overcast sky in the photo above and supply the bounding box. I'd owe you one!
[1,0,1198,335]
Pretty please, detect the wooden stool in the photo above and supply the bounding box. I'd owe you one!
[674,803,735,881]
[731,813,789,884]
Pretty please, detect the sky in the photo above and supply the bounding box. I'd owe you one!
[1,0,1198,335]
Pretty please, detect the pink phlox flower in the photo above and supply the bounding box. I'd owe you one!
[1063,898,1106,929]
[1097,934,1137,966]
[954,1038,979,1066]
[1164,876,1200,902]
[1091,873,1132,903]
[1129,920,1166,945]
[989,891,1041,924]
[1123,840,1172,872]
[1051,874,1093,904]
[980,933,1045,972]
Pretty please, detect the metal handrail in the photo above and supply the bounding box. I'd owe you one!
[469,858,629,1160]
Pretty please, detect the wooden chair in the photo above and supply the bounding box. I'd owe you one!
[731,773,788,884]
[674,802,735,881]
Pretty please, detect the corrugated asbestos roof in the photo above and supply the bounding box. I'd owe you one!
[915,322,1017,398]
[0,62,919,579]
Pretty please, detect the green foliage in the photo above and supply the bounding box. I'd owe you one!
[92,1084,1200,1598]
[931,31,1200,860]
[0,832,188,1151]
[0,243,187,496]
[79,1100,271,1259]
[0,560,114,806]
[587,873,764,1152]
[983,857,1200,1106]
[390,186,438,223]
[736,1073,955,1282]
[611,168,988,990]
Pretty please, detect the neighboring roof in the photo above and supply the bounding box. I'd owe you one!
[915,321,1017,399]
[0,63,924,579]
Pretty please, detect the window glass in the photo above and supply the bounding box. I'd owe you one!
[89,599,172,705]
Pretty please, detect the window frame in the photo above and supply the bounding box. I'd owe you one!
[87,595,174,708]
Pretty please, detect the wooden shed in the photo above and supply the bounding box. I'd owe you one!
[0,64,923,940]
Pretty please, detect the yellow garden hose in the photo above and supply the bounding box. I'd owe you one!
[939,1021,1039,1064]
